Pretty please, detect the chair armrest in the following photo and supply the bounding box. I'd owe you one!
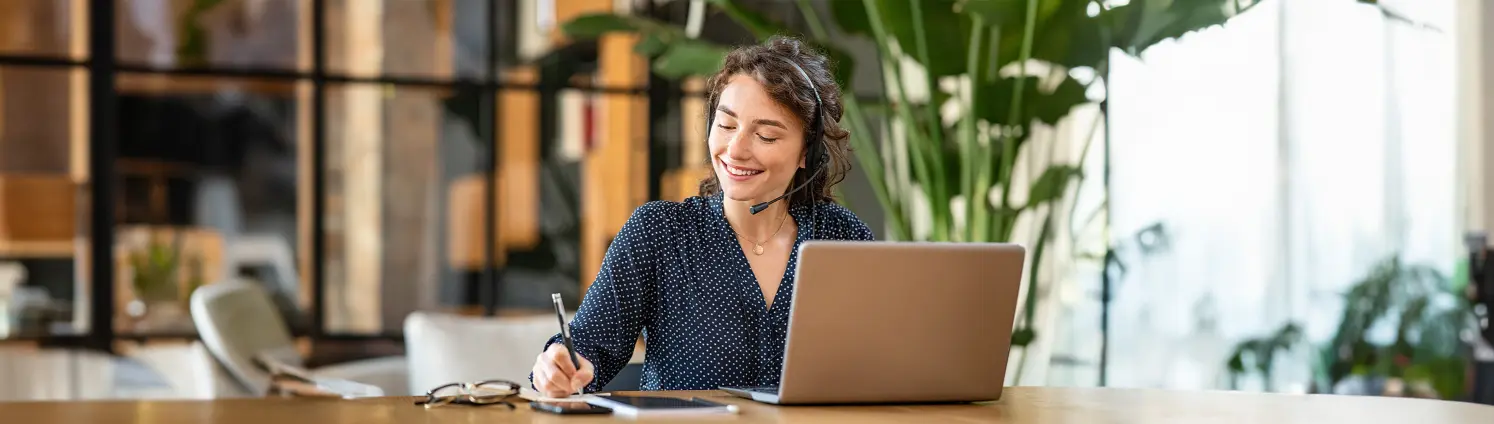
[310,356,409,396]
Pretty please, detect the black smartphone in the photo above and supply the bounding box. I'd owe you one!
[528,401,613,415]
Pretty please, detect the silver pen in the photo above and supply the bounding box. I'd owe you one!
[551,293,581,370]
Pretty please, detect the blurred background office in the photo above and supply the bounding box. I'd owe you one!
[0,0,1491,405]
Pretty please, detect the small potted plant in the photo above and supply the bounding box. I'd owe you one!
[125,232,201,333]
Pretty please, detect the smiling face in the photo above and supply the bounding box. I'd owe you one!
[709,74,809,204]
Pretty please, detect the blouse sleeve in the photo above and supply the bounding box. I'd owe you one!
[826,203,876,241]
[848,217,875,241]
[532,201,668,392]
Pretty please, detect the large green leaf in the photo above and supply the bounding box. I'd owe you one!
[830,0,874,37]
[562,13,647,39]
[1011,327,1036,347]
[962,0,1061,29]
[706,0,855,87]
[705,0,785,40]
[561,12,731,79]
[992,0,1107,71]
[1026,165,1082,208]
[634,32,670,56]
[833,0,969,77]
[1105,0,1262,57]
[974,76,1092,127]
[1031,77,1089,124]
[653,41,730,79]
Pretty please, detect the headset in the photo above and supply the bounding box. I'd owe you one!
[706,58,828,215]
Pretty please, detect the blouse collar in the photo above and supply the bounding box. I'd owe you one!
[708,191,817,241]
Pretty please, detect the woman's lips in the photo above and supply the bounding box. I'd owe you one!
[719,157,763,181]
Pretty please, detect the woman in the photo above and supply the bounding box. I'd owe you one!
[530,35,874,397]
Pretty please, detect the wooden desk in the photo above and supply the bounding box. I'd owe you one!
[2,388,1492,423]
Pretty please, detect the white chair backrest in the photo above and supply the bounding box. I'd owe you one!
[402,312,566,395]
[223,234,299,305]
[189,279,299,396]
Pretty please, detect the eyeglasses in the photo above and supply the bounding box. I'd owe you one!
[415,380,521,409]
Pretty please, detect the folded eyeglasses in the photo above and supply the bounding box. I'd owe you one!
[414,380,522,409]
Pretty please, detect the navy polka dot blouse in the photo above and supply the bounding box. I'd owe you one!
[537,192,875,392]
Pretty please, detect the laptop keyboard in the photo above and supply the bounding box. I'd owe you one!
[744,386,779,394]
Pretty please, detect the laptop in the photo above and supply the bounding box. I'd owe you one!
[721,241,1026,405]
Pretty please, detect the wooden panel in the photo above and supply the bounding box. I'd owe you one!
[660,77,712,202]
[0,240,73,258]
[499,67,541,249]
[0,73,71,175]
[0,1,84,179]
[0,68,5,147]
[0,2,36,53]
[68,0,87,183]
[550,0,614,44]
[446,174,506,269]
[331,0,384,334]
[295,0,314,316]
[683,77,708,164]
[116,74,295,96]
[659,166,710,202]
[0,175,76,245]
[432,0,453,78]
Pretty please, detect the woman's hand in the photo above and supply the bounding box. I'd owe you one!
[532,343,595,397]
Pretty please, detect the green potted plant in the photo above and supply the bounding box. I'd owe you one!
[128,234,183,306]
[1227,256,1476,399]
[125,231,204,332]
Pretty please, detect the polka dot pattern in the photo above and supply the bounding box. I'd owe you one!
[534,191,875,392]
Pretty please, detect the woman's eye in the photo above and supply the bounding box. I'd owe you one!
[757,134,779,142]
[717,124,737,131]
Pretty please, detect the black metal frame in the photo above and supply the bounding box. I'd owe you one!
[0,0,665,351]
[87,0,119,353]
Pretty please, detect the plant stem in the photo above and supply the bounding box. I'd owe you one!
[996,0,1042,242]
[908,0,949,226]
[962,15,985,242]
[1028,211,1052,327]
[792,0,829,41]
[847,100,912,240]
[908,0,941,146]
[710,0,774,39]
[1013,205,1054,385]
[883,104,913,235]
[862,0,944,240]
[1066,82,1106,245]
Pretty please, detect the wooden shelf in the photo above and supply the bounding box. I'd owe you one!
[0,240,75,259]
[116,73,298,97]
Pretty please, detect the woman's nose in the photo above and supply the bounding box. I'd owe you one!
[726,132,751,160]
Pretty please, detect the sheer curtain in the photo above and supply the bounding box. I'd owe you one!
[1103,0,1456,391]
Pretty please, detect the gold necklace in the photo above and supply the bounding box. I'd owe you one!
[730,211,789,255]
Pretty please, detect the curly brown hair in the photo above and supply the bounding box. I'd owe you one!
[697,35,852,208]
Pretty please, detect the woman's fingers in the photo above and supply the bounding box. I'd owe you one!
[534,344,595,396]
[571,355,596,393]
[546,345,578,377]
[533,352,568,396]
[532,365,549,390]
